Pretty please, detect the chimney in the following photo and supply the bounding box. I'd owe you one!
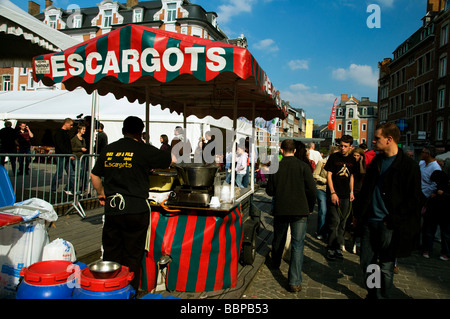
[340,94,348,102]
[427,0,446,12]
[127,0,139,8]
[28,1,40,16]
[45,0,53,8]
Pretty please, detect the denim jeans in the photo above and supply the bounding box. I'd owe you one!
[360,221,395,299]
[272,216,308,286]
[235,173,245,188]
[316,189,327,236]
[51,157,75,192]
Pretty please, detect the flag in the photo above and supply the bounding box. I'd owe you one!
[306,119,314,138]
[351,119,359,139]
[328,98,338,130]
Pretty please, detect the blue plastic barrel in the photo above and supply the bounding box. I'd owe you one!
[16,260,75,299]
[72,265,135,299]
[72,285,135,299]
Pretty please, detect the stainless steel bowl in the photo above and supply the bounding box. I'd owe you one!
[88,261,121,279]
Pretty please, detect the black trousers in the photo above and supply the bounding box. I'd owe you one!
[102,211,150,290]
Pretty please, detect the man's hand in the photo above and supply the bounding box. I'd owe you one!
[331,193,339,206]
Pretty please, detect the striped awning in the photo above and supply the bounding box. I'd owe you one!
[32,24,286,121]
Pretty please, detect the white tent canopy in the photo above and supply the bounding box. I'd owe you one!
[0,0,79,67]
[0,89,253,148]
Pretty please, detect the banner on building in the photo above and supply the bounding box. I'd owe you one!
[328,98,338,130]
[351,119,359,139]
[306,119,313,138]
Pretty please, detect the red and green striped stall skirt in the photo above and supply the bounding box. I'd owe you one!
[141,204,243,292]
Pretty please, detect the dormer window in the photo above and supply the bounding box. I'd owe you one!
[49,15,57,28]
[167,3,177,22]
[73,15,82,28]
[133,8,143,23]
[104,9,112,27]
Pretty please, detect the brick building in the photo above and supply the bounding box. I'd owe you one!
[378,0,450,153]
[333,94,378,146]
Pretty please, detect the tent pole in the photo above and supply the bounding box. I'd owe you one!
[251,102,255,192]
[230,81,238,201]
[145,86,150,144]
[89,90,97,155]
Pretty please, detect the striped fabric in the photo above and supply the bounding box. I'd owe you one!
[141,205,243,292]
[32,24,287,120]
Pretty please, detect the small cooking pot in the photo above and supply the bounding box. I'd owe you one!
[173,163,219,187]
[149,168,177,191]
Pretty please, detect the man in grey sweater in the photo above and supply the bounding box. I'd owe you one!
[266,139,316,292]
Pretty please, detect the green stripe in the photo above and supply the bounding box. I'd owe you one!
[165,37,182,82]
[94,33,110,83]
[192,44,206,81]
[141,30,157,77]
[185,216,206,291]
[166,215,188,291]
[118,25,132,83]
[204,216,223,291]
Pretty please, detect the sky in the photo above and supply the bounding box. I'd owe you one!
[11,0,427,125]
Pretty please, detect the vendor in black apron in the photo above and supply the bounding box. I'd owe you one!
[90,116,173,290]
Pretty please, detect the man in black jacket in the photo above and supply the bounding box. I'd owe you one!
[266,139,316,293]
[356,122,421,299]
[51,118,75,194]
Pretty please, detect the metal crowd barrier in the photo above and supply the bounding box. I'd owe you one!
[0,153,99,219]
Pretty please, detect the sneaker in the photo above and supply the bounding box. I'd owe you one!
[422,252,430,259]
[326,249,336,260]
[440,255,449,261]
[393,266,400,274]
[64,190,73,196]
[316,234,323,240]
[335,249,344,259]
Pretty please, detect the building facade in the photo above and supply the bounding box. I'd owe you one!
[334,94,378,146]
[378,0,450,153]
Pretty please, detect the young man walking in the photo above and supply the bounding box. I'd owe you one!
[266,139,316,292]
[356,122,421,299]
[324,135,356,260]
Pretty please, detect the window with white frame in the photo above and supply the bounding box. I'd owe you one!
[28,71,34,89]
[20,84,26,91]
[20,68,27,76]
[104,9,112,27]
[346,121,352,131]
[436,118,444,141]
[167,3,177,22]
[73,15,82,28]
[2,76,11,91]
[348,108,354,118]
[438,87,445,109]
[49,15,57,28]
[338,123,342,131]
[133,8,142,23]
[439,55,447,77]
[362,123,367,131]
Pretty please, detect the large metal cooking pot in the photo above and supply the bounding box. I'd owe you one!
[173,163,219,187]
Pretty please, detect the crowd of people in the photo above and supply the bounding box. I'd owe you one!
[0,117,109,195]
[266,122,450,299]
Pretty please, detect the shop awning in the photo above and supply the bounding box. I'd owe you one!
[32,24,286,121]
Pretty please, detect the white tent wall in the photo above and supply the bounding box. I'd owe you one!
[0,90,253,151]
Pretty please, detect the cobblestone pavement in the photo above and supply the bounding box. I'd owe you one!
[243,191,450,300]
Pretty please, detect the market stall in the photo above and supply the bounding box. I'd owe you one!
[32,24,286,293]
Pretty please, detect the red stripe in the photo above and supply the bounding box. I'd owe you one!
[214,213,229,290]
[129,25,144,83]
[83,39,98,84]
[178,40,193,76]
[161,214,178,255]
[195,216,216,292]
[106,29,121,78]
[153,34,169,83]
[175,214,197,291]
